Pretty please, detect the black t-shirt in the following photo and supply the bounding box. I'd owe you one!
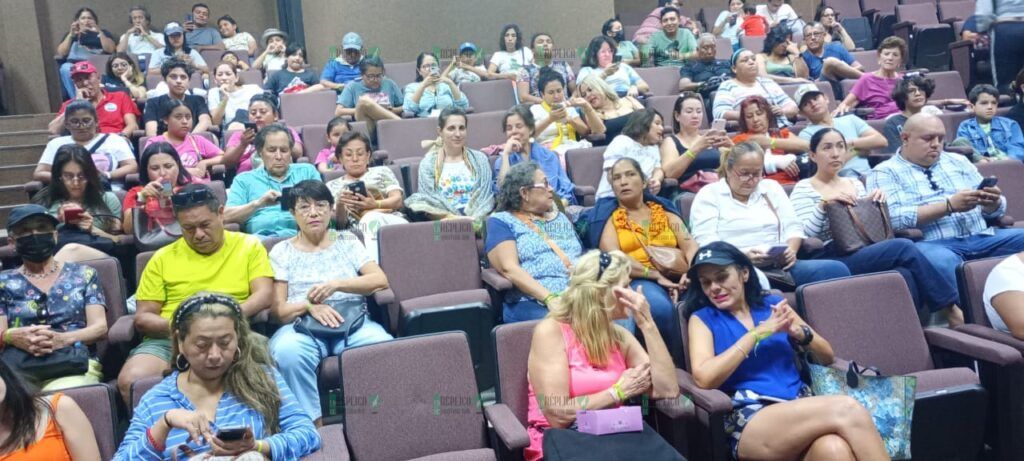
[679,59,733,83]
[76,29,114,50]
[143,94,210,133]
[265,69,319,95]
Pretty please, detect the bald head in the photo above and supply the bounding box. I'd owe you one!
[900,113,946,167]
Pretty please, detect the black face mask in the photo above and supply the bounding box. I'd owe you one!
[15,233,56,263]
[613,32,626,42]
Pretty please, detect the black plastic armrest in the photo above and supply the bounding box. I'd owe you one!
[481,268,514,292]
[892,21,915,31]
[862,9,879,18]
[373,288,396,306]
[940,18,962,25]
[676,369,732,414]
[924,327,1023,366]
[372,150,390,165]
[483,403,530,451]
[586,133,607,143]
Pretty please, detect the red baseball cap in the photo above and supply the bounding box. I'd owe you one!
[70,61,97,77]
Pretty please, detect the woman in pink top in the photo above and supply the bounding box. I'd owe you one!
[834,37,907,120]
[223,93,305,173]
[144,99,223,181]
[525,250,678,461]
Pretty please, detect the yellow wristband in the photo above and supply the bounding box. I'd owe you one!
[612,383,627,402]
[376,200,382,209]
[3,329,11,343]
[769,138,777,150]
[684,149,696,160]
[255,440,263,453]
[642,266,650,278]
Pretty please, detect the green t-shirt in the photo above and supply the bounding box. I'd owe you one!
[645,29,697,67]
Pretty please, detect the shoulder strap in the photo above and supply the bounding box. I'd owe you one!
[762,193,782,242]
[514,213,572,272]
[88,134,110,154]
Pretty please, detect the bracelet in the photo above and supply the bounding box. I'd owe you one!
[608,387,621,404]
[376,200,382,209]
[162,412,171,428]
[945,198,954,214]
[255,440,264,454]
[612,382,627,402]
[3,329,11,344]
[733,342,749,358]
[542,293,560,306]
[147,427,165,453]
[769,138,777,150]
[683,149,696,160]
[305,302,314,312]
[642,266,650,278]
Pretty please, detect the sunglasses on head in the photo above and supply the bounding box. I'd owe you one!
[171,188,213,208]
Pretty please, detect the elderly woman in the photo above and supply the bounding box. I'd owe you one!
[144,100,224,181]
[756,26,809,85]
[525,250,679,460]
[207,61,263,130]
[325,132,409,262]
[520,32,578,104]
[487,162,583,323]
[662,92,729,185]
[790,128,963,322]
[224,124,321,238]
[530,71,604,166]
[268,180,392,426]
[32,145,123,251]
[0,204,108,390]
[690,141,850,289]
[882,74,937,153]
[114,293,320,460]
[712,48,798,125]
[834,37,908,120]
[598,158,698,359]
[224,93,305,173]
[579,75,644,147]
[34,100,137,187]
[488,24,535,81]
[55,7,115,99]
[148,22,208,76]
[684,241,888,460]
[731,96,809,185]
[403,52,469,118]
[576,36,650,98]
[406,108,495,221]
[122,142,193,235]
[494,105,576,205]
[595,108,668,199]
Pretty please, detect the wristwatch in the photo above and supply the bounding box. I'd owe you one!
[790,325,814,346]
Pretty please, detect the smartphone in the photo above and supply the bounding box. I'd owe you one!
[185,14,193,23]
[215,426,247,442]
[279,187,292,210]
[612,54,623,64]
[64,206,84,224]
[346,180,368,197]
[430,66,440,77]
[243,122,258,133]
[552,102,564,111]
[711,119,728,131]
[978,177,998,190]
[767,245,788,260]
[160,180,173,196]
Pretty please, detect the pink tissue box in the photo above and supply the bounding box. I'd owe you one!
[576,406,643,435]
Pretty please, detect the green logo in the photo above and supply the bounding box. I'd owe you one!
[369,393,381,413]
[432,393,441,415]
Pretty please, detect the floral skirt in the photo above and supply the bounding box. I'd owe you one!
[724,386,813,460]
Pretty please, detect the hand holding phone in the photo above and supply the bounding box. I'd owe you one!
[711,119,727,132]
[243,122,258,133]
[346,181,368,197]
[977,177,998,190]
[63,207,84,224]
[215,426,248,442]
[766,245,788,262]
[279,187,292,210]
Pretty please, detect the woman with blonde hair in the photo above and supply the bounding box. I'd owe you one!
[524,250,679,460]
[577,75,644,146]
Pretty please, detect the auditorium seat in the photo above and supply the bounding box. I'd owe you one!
[280,91,338,128]
[564,146,607,206]
[374,117,438,164]
[61,383,120,460]
[976,160,1024,227]
[239,69,264,88]
[465,110,507,151]
[893,3,956,71]
[304,424,352,461]
[385,61,418,89]
[201,49,248,69]
[78,257,132,379]
[634,66,683,96]
[461,80,518,113]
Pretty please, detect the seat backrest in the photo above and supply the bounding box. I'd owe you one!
[492,320,540,425]
[77,257,127,373]
[840,78,858,101]
[349,120,371,139]
[60,383,119,460]
[646,95,707,132]
[130,375,164,414]
[201,49,248,69]
[189,72,205,90]
[386,61,418,89]
[146,73,163,90]
[238,69,264,88]
[851,50,880,73]
[928,71,967,101]
[461,80,518,113]
[675,192,696,226]
[714,37,733,60]
[902,0,937,4]
[466,110,507,151]
[957,257,1003,327]
[565,146,608,191]
[797,272,934,375]
[207,179,228,205]
[896,3,940,24]
[407,160,421,193]
[977,160,1024,225]
[378,221,481,303]
[937,110,971,142]
[826,0,864,19]
[280,91,337,128]
[301,124,329,162]
[634,66,683,96]
[781,81,836,110]
[135,250,156,286]
[376,117,439,162]
[938,0,975,21]
[86,54,112,74]
[341,332,486,460]
[863,0,899,15]
[739,36,766,55]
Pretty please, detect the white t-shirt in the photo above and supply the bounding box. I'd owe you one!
[269,231,372,304]
[983,254,1024,334]
[149,49,207,71]
[489,48,535,77]
[206,84,264,126]
[756,4,799,25]
[40,134,135,174]
[715,10,743,45]
[596,135,662,199]
[439,161,476,213]
[222,32,254,52]
[529,104,582,145]
[123,31,165,56]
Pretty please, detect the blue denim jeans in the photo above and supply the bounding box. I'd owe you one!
[827,238,959,311]
[915,228,1024,301]
[788,259,851,286]
[59,61,76,100]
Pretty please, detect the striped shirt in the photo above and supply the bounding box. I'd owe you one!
[114,368,320,461]
[789,178,867,243]
[866,152,1005,241]
[711,77,796,127]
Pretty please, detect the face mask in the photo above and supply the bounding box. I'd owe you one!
[614,32,625,42]
[15,233,56,263]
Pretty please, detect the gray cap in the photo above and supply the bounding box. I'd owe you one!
[261,28,288,46]
[6,204,58,231]
[342,32,363,51]
[164,22,185,35]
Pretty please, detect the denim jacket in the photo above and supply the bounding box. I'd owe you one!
[955,116,1024,161]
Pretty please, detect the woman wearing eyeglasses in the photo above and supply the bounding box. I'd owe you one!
[814,5,855,51]
[34,100,138,189]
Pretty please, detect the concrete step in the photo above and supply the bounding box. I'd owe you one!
[0,185,29,208]
[0,165,36,188]
[0,144,45,166]
[0,114,57,133]
[0,131,50,147]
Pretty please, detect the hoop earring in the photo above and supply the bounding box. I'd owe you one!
[175,353,190,371]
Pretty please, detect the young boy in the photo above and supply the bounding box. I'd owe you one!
[956,84,1024,162]
[449,42,488,86]
[740,6,768,37]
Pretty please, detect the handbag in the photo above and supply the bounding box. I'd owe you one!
[542,420,684,461]
[824,198,894,255]
[293,298,367,345]
[807,360,916,459]
[679,170,718,193]
[627,225,687,283]
[1,342,89,383]
[133,195,182,251]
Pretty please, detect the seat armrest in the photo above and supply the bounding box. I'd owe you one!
[862,8,879,18]
[940,17,962,25]
[108,315,136,345]
[653,395,693,419]
[894,228,924,241]
[661,178,679,196]
[225,223,240,232]
[210,164,226,180]
[372,150,390,165]
[852,107,875,119]
[483,403,530,451]
[892,21,916,32]
[798,238,824,257]
[924,327,1023,366]
[481,268,513,292]
[401,111,416,119]
[373,288,396,306]
[23,181,44,200]
[996,215,1016,228]
[305,424,350,461]
[956,323,1024,351]
[586,133,606,143]
[676,369,732,414]
[574,185,596,207]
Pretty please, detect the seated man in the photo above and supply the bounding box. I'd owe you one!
[183,3,224,52]
[115,183,274,403]
[956,84,1024,162]
[320,32,365,92]
[645,7,698,67]
[678,33,732,95]
[142,59,211,136]
[867,113,1024,323]
[794,84,887,176]
[334,56,402,132]
[116,6,164,57]
[48,62,139,137]
[801,22,862,81]
[756,0,800,30]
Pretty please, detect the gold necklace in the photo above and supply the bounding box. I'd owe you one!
[20,261,59,280]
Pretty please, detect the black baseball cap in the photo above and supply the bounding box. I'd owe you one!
[6,204,59,231]
[690,245,742,270]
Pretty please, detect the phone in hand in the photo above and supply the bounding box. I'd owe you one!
[215,426,247,442]
[346,180,368,197]
[978,177,998,190]
[243,122,258,133]
[160,180,173,196]
[766,245,788,261]
[63,206,84,224]
[711,119,727,132]
[612,54,623,64]
[185,14,193,23]
[279,187,292,210]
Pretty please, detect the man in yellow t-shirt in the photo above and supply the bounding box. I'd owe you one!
[116,183,274,401]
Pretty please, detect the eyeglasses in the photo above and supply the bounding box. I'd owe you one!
[66,118,95,128]
[60,173,88,183]
[806,32,825,38]
[923,168,940,191]
[363,73,383,80]
[523,179,551,190]
[732,170,763,181]
[171,188,214,208]
[295,201,331,215]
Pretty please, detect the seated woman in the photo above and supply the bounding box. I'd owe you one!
[494,105,577,205]
[684,241,888,461]
[264,44,323,96]
[816,4,856,51]
[114,293,320,460]
[224,93,305,174]
[525,250,678,461]
[576,36,649,98]
[578,75,644,146]
[731,96,809,185]
[55,7,115,100]
[598,158,698,359]
[314,117,350,173]
[690,141,851,289]
[325,132,408,262]
[144,100,224,181]
[882,74,937,153]
[403,52,469,118]
[712,49,798,125]
[596,108,668,199]
[756,26,810,85]
[406,108,495,222]
[0,204,108,391]
[835,37,907,120]
[122,142,194,235]
[487,24,535,81]
[0,359,99,460]
[985,252,1024,340]
[207,61,263,130]
[217,15,257,55]
[487,162,584,323]
[268,180,392,426]
[603,18,642,67]
[662,92,729,186]
[791,128,964,325]
[147,22,208,76]
[520,32,577,104]
[713,0,745,50]
[34,100,138,188]
[334,56,404,137]
[32,145,123,250]
[530,71,605,166]
[104,52,147,103]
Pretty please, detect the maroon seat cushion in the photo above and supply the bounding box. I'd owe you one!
[907,367,980,394]
[399,289,491,318]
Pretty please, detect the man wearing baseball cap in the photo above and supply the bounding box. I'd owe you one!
[320,32,366,91]
[450,42,488,86]
[792,83,886,176]
[48,61,140,138]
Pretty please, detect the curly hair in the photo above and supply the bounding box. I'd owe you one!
[495,162,540,212]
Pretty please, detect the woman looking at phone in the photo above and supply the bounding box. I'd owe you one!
[122,142,194,235]
[32,144,123,249]
[576,36,649,98]
[144,100,224,181]
[662,93,729,186]
[530,71,605,166]
[403,52,468,118]
[223,94,304,174]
